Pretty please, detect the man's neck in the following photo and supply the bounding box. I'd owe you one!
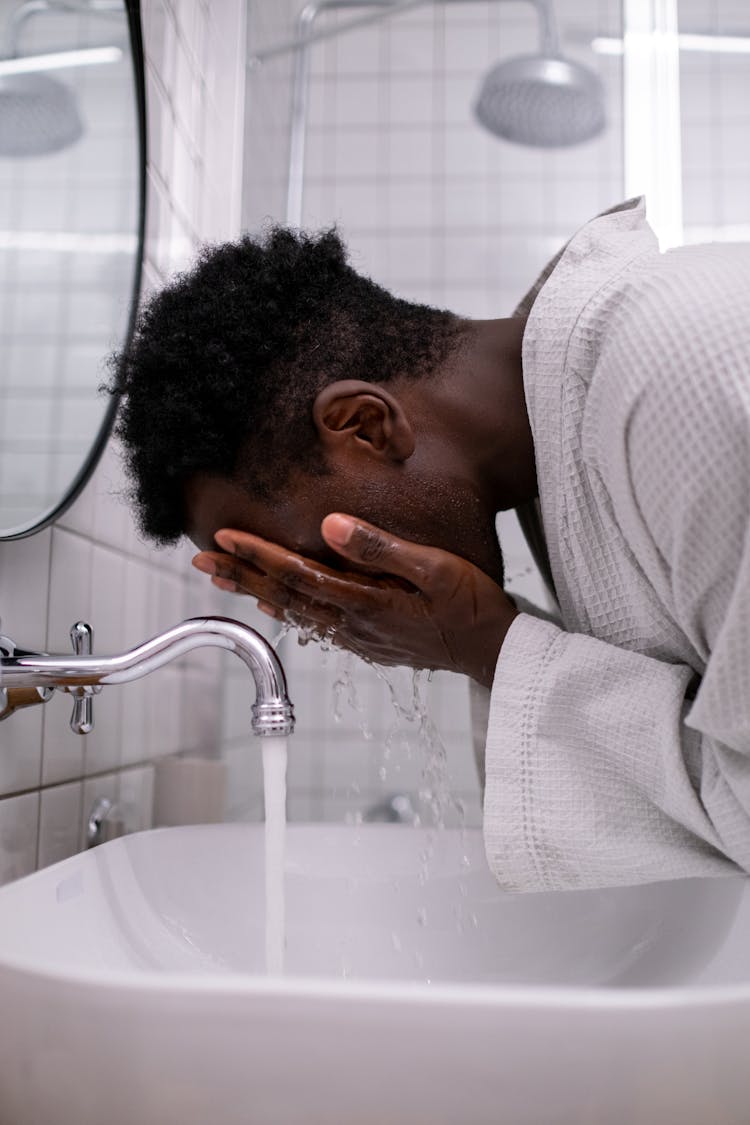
[427,315,537,512]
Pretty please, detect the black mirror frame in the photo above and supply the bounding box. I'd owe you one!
[1,0,147,541]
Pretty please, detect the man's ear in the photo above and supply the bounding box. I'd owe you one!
[312,380,415,462]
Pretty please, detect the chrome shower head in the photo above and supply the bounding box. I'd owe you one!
[0,72,83,157]
[474,53,606,148]
[473,0,606,148]
[0,0,109,159]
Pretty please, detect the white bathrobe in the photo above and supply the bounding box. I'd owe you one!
[480,196,750,891]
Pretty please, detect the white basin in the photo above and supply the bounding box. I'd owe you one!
[0,823,749,1124]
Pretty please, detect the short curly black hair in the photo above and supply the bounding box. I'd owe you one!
[109,225,465,545]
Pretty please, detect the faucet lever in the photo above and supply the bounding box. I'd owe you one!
[0,616,294,739]
[69,622,99,734]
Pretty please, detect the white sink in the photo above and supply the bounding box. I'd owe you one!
[0,823,749,1125]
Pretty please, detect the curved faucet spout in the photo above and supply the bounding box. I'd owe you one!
[0,617,294,738]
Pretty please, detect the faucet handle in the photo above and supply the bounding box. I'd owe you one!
[70,622,97,735]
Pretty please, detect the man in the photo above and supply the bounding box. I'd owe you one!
[111,196,750,891]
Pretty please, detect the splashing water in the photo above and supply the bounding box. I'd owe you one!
[333,653,373,740]
[372,663,463,831]
[273,617,473,950]
[280,610,463,834]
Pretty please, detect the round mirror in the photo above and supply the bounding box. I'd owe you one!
[0,0,145,539]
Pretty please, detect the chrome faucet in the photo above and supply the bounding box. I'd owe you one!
[0,617,294,737]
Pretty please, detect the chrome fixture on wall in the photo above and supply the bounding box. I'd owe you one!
[0,0,125,158]
[86,796,125,847]
[0,617,295,738]
[364,793,417,824]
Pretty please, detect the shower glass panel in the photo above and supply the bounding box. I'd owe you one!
[254,0,625,828]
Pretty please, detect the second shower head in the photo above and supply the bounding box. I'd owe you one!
[474,53,606,148]
[0,72,83,157]
[473,0,606,147]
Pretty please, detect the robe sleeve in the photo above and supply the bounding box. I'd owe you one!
[483,261,750,891]
[483,614,741,890]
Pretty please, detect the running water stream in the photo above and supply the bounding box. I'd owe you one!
[264,619,470,977]
[262,738,288,975]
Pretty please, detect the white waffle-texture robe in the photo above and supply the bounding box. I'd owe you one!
[480,196,750,891]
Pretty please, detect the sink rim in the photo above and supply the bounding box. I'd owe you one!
[1,821,749,1010]
[3,951,750,1011]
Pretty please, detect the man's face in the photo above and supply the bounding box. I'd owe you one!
[185,458,505,584]
[186,470,351,569]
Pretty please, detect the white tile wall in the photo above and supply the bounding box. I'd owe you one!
[678,0,750,242]
[0,0,249,885]
[0,792,39,884]
[38,781,83,869]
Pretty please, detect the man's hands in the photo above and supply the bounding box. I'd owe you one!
[192,514,519,689]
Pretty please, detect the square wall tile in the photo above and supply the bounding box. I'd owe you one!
[46,528,93,651]
[57,470,96,539]
[121,555,152,647]
[0,706,44,798]
[38,781,83,869]
[91,442,133,553]
[143,0,176,95]
[90,544,127,651]
[145,667,184,759]
[41,694,86,787]
[181,669,223,755]
[0,792,39,886]
[0,528,52,647]
[147,569,183,635]
[145,67,174,191]
[80,772,122,851]
[118,765,155,833]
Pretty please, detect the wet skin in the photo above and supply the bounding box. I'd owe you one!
[188,316,535,689]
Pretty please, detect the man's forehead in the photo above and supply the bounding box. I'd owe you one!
[183,474,246,548]
[183,472,328,559]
